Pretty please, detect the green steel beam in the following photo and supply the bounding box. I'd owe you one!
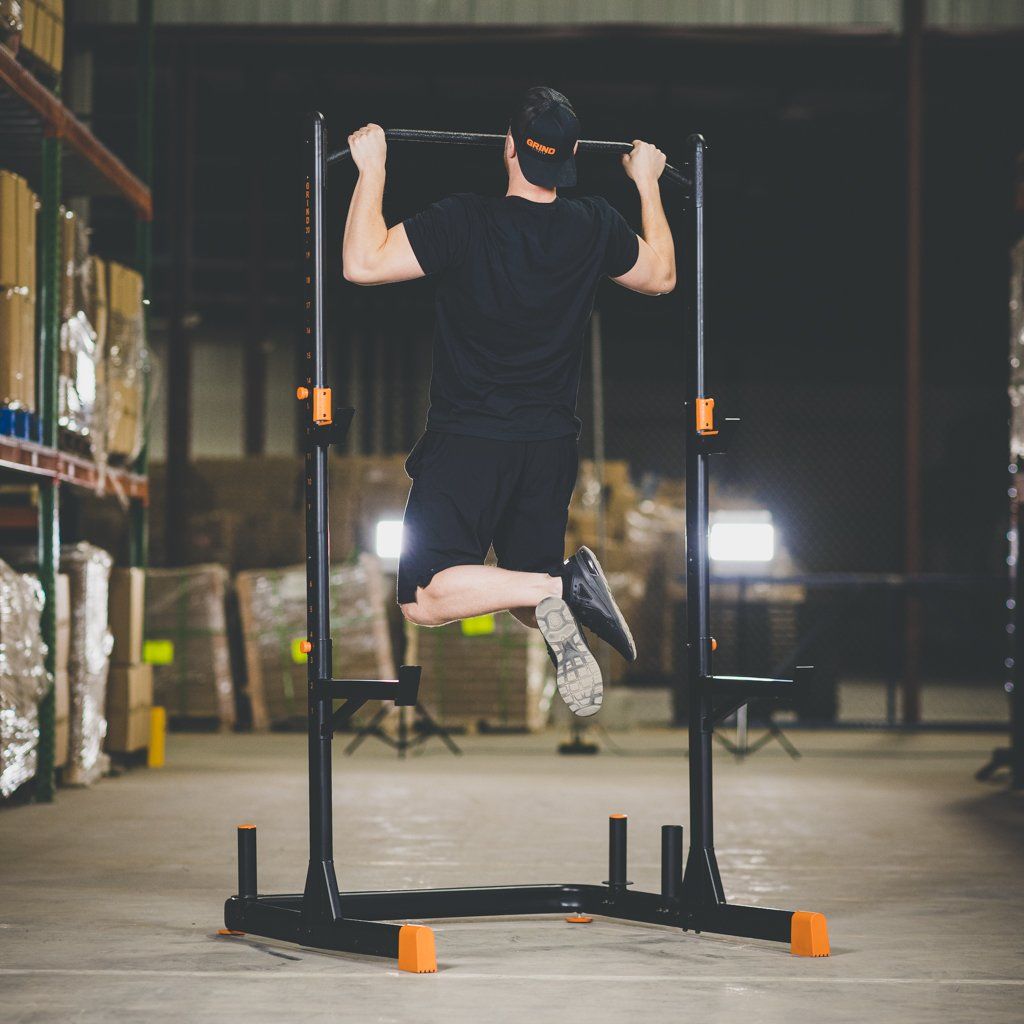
[130,0,154,569]
[35,131,63,803]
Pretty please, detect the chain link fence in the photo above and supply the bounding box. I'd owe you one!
[569,319,1009,730]
[329,287,1008,730]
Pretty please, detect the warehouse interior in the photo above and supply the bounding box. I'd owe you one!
[2,3,1024,1022]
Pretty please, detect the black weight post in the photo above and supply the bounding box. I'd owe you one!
[661,825,683,901]
[224,121,830,972]
[237,825,257,898]
[606,814,630,890]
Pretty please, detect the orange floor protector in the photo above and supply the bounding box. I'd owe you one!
[397,924,437,974]
[565,915,593,924]
[790,911,830,957]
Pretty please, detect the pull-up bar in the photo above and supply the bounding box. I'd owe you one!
[327,127,693,193]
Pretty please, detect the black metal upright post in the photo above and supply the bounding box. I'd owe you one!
[301,111,342,925]
[681,135,726,908]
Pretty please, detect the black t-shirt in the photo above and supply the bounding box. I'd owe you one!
[403,193,639,441]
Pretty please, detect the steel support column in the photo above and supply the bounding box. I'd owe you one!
[130,0,154,568]
[244,67,267,456]
[902,0,924,724]
[165,45,195,565]
[35,131,62,803]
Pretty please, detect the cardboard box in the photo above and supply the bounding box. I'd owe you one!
[0,291,23,406]
[21,1,37,56]
[0,171,19,288]
[19,289,34,411]
[50,8,62,73]
[0,290,34,409]
[105,706,150,754]
[106,663,153,718]
[54,667,69,768]
[20,174,36,296]
[55,572,70,675]
[0,171,36,293]
[408,613,555,733]
[108,567,145,665]
[145,565,234,727]
[33,5,50,69]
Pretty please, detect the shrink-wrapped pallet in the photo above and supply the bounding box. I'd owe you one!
[145,564,234,728]
[0,559,49,797]
[567,459,636,549]
[236,554,395,729]
[106,261,146,462]
[61,542,113,786]
[407,613,555,733]
[57,209,106,456]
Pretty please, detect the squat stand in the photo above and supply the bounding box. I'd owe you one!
[223,117,830,972]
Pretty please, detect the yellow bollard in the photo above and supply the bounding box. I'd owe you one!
[148,706,167,768]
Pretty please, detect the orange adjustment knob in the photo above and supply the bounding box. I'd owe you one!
[710,637,718,651]
[299,641,312,654]
[296,386,310,400]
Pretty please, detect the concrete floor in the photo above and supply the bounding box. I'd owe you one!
[1,729,1022,1023]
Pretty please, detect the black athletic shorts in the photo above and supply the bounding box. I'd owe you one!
[396,431,579,605]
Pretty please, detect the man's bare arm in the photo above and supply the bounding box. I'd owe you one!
[342,124,424,286]
[612,140,676,296]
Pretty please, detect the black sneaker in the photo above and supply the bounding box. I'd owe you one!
[562,546,637,663]
[536,596,603,717]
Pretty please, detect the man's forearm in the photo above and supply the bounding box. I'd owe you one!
[637,182,675,285]
[342,169,387,276]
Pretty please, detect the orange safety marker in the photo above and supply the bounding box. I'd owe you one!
[312,386,332,425]
[790,911,830,957]
[397,924,437,973]
[696,397,718,436]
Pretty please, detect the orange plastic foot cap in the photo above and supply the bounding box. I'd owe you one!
[398,924,437,974]
[790,911,830,957]
[565,915,593,924]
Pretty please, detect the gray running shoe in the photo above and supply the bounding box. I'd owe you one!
[536,596,603,718]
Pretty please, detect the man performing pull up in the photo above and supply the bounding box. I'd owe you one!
[342,86,676,717]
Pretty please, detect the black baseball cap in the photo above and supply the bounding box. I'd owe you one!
[510,87,579,189]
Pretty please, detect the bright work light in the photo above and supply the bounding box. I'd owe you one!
[709,511,775,563]
[375,520,404,560]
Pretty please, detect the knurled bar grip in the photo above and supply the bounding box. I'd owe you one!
[327,128,692,191]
